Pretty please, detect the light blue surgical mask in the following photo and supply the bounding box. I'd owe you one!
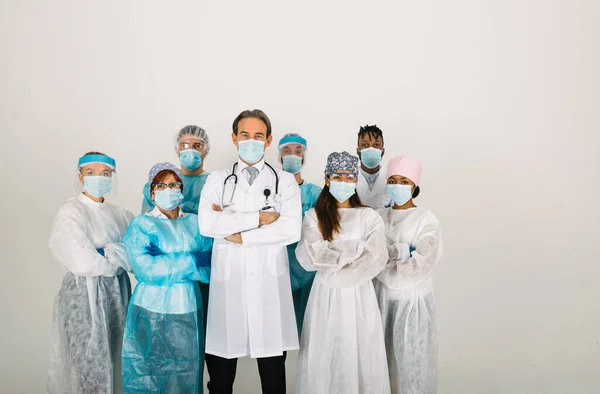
[179,149,203,171]
[282,155,303,174]
[387,184,413,206]
[154,188,184,211]
[82,176,113,198]
[360,147,383,169]
[329,181,357,203]
[238,139,265,164]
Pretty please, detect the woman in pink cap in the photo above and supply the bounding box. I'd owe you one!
[374,156,444,394]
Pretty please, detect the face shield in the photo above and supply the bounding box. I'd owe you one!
[278,134,307,174]
[74,154,118,198]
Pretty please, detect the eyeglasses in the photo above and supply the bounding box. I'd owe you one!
[329,173,358,183]
[152,182,183,190]
[179,142,205,151]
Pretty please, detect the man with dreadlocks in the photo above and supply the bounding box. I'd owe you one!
[356,124,392,207]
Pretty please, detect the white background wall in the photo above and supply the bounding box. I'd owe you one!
[1,1,599,393]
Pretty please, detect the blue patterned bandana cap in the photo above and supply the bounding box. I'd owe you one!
[324,151,359,177]
[148,162,182,185]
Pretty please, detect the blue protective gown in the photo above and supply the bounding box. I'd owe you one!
[142,172,212,328]
[121,213,212,394]
[288,183,322,335]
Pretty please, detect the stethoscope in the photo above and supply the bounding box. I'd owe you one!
[221,162,280,210]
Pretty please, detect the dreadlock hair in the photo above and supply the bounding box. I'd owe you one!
[357,124,384,144]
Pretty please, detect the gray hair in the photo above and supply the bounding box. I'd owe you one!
[278,132,307,163]
[174,125,210,153]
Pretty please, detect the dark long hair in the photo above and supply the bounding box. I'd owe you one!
[314,185,364,242]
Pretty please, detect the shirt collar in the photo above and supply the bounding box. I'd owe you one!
[238,158,265,173]
[146,206,188,219]
[360,167,380,184]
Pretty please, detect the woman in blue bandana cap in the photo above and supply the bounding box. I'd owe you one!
[141,125,213,333]
[278,133,322,336]
[122,163,212,394]
[295,152,390,394]
[48,152,134,394]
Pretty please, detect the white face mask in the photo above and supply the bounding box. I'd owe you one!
[154,189,184,210]
[329,181,357,203]
[387,184,412,206]
[82,176,113,197]
[238,140,265,164]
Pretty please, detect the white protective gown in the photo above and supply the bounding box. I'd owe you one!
[48,194,133,394]
[357,167,392,208]
[295,207,391,394]
[198,159,302,359]
[374,207,443,394]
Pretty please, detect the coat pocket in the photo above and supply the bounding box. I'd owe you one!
[267,246,288,277]
[211,244,231,282]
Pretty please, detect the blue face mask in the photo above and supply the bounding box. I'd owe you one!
[282,155,303,174]
[82,176,113,198]
[360,147,383,169]
[238,139,265,164]
[387,184,413,206]
[154,188,184,211]
[329,181,357,203]
[179,149,203,171]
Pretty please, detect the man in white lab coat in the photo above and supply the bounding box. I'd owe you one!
[356,124,393,208]
[198,109,302,394]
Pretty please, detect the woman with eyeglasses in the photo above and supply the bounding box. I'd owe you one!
[374,156,443,394]
[48,152,133,394]
[141,125,214,345]
[295,152,390,394]
[122,163,212,394]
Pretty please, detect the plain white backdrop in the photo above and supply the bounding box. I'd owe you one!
[1,1,599,393]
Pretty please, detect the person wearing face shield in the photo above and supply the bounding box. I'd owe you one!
[277,133,322,336]
[198,110,301,394]
[374,156,443,394]
[294,152,390,394]
[356,124,392,208]
[47,152,134,394]
[121,163,212,394]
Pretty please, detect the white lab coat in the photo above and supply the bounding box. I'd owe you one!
[374,207,443,394]
[295,207,391,394]
[357,167,392,208]
[198,159,302,359]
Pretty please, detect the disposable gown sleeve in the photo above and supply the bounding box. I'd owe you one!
[124,218,202,285]
[387,242,410,262]
[296,211,389,288]
[193,235,213,284]
[386,217,443,288]
[242,177,302,246]
[48,204,120,277]
[104,242,132,272]
[198,172,260,238]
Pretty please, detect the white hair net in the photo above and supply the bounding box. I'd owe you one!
[175,125,211,154]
